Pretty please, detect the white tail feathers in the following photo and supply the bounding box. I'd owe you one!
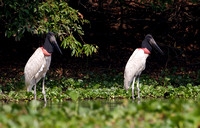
[124,77,130,91]
[25,75,32,92]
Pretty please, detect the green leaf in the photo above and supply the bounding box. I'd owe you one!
[69,90,79,101]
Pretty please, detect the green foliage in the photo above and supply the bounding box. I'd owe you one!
[1,0,98,57]
[1,0,38,40]
[1,67,200,101]
[0,99,200,127]
[69,90,79,101]
[1,67,200,127]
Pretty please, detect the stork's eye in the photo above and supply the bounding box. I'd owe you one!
[49,36,56,43]
[149,38,154,44]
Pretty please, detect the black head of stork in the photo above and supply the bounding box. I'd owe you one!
[142,34,164,55]
[43,32,63,55]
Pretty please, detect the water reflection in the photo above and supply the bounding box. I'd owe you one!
[39,99,126,109]
[79,99,124,110]
[0,98,144,109]
[1,98,197,109]
[45,98,141,109]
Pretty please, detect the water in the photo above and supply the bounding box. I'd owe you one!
[0,98,129,109]
[0,98,198,109]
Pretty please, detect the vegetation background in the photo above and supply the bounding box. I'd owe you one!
[1,1,200,127]
[0,0,200,88]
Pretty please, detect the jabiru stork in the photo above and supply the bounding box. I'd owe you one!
[24,32,62,105]
[124,34,164,100]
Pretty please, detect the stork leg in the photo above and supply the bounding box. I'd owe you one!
[34,84,37,100]
[137,76,140,99]
[42,77,47,105]
[131,77,136,99]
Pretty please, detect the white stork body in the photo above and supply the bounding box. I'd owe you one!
[24,32,62,105]
[124,34,164,100]
[24,48,51,102]
[124,48,149,99]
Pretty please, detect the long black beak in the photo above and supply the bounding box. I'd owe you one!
[49,33,63,55]
[150,39,164,55]
[54,42,63,55]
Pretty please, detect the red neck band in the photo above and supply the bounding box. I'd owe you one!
[40,47,52,56]
[138,48,151,54]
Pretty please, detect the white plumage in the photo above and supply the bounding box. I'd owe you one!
[124,49,149,99]
[24,48,51,103]
[124,34,164,100]
[24,32,62,106]
[25,47,51,88]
